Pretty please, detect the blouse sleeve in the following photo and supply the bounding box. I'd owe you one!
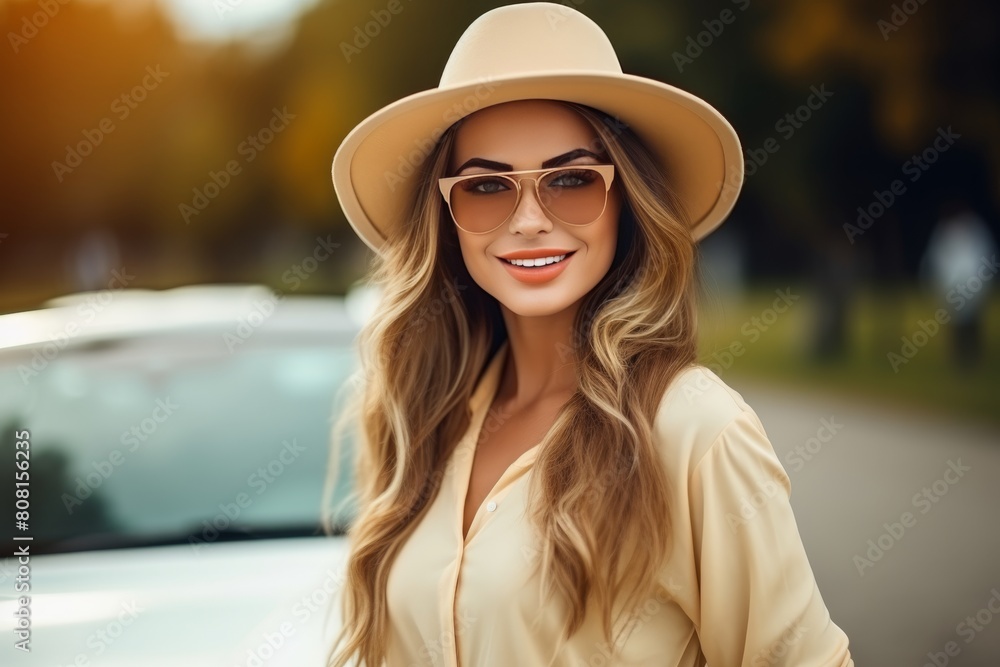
[688,409,854,666]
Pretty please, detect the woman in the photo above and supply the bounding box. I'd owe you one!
[325,3,855,666]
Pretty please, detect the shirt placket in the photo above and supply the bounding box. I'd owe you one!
[444,430,478,666]
[448,444,539,665]
[443,342,514,667]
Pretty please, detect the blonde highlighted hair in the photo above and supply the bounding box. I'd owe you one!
[323,101,700,666]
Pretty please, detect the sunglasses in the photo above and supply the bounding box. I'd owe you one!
[438,164,616,234]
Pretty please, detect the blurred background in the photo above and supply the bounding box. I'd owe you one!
[1,0,998,420]
[1,0,998,665]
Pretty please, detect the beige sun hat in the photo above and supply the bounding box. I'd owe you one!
[332,2,744,256]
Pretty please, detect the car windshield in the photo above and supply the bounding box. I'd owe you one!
[0,330,359,555]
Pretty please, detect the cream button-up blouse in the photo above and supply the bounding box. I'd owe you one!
[384,339,854,666]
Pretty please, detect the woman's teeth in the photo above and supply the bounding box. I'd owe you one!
[504,253,568,267]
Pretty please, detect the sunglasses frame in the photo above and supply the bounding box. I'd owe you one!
[438,164,616,235]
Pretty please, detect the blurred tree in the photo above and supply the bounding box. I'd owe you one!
[0,0,996,318]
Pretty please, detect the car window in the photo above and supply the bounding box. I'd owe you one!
[0,332,359,554]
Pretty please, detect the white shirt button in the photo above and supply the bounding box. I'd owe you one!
[486,501,497,512]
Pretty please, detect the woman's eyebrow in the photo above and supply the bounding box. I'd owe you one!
[453,148,603,174]
[453,157,510,173]
[542,148,603,168]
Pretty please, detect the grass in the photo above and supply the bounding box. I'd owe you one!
[696,284,1000,427]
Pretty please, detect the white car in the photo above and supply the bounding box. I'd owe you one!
[0,284,372,666]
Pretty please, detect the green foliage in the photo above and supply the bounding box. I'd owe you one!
[698,284,1000,425]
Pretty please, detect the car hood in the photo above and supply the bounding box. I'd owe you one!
[1,537,351,666]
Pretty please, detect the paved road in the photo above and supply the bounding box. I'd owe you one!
[732,375,1000,667]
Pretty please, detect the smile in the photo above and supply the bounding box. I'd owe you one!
[502,253,570,267]
[497,251,576,285]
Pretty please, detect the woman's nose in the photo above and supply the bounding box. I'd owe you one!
[507,179,552,234]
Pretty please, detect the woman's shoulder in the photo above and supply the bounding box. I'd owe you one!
[650,363,766,476]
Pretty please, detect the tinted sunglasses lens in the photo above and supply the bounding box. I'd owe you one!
[449,175,518,232]
[538,168,609,225]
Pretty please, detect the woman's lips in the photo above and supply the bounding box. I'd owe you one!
[497,251,576,285]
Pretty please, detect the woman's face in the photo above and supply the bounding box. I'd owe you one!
[446,100,621,318]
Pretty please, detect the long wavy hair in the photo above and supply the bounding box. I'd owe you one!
[322,100,700,667]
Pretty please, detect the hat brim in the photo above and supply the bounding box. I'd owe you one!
[332,71,743,255]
